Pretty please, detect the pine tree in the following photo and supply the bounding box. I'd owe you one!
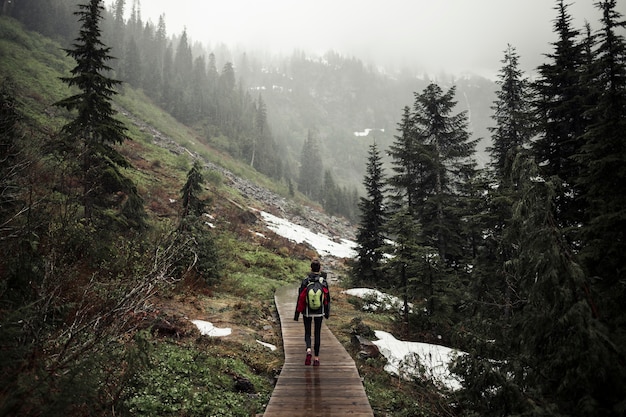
[383,207,429,338]
[122,36,141,87]
[455,151,617,417]
[297,130,323,199]
[387,83,476,329]
[488,44,534,180]
[178,160,219,284]
[321,169,339,215]
[54,0,145,229]
[504,154,616,416]
[409,83,477,266]
[250,93,278,178]
[532,0,588,233]
[181,160,206,218]
[475,44,535,322]
[387,106,433,213]
[576,2,626,402]
[354,142,387,285]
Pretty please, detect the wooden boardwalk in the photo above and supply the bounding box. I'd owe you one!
[263,284,374,417]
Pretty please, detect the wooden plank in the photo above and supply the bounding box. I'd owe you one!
[263,284,374,417]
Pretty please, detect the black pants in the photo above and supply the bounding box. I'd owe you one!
[303,316,323,356]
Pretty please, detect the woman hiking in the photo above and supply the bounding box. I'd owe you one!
[294,258,330,366]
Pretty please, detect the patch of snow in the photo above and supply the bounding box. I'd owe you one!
[256,340,277,351]
[373,330,465,391]
[191,320,232,337]
[354,128,385,137]
[259,210,357,258]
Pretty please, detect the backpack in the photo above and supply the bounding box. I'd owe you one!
[306,277,325,311]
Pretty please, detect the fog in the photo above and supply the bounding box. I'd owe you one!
[138,0,610,78]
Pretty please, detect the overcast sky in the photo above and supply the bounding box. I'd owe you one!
[136,1,612,78]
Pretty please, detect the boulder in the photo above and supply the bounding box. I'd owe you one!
[351,334,380,359]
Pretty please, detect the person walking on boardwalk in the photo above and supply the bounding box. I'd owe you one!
[294,258,330,366]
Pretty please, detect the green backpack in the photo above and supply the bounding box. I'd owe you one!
[306,278,325,310]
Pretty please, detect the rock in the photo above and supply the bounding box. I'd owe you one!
[233,376,255,393]
[239,210,259,225]
[351,334,380,359]
[350,317,375,338]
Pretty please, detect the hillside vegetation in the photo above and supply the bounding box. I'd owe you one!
[0,14,443,417]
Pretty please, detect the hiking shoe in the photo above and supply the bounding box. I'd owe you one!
[313,359,320,366]
[305,352,312,366]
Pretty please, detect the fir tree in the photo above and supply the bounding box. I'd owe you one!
[181,160,206,218]
[321,169,339,215]
[54,0,145,230]
[455,151,617,417]
[178,160,219,284]
[383,207,430,338]
[387,106,432,213]
[297,130,323,200]
[504,154,616,416]
[476,44,535,322]
[487,44,535,180]
[576,2,626,404]
[354,141,387,285]
[409,83,477,266]
[532,0,588,233]
[387,83,476,329]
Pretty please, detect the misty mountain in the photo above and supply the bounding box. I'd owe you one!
[236,50,497,191]
[4,0,498,197]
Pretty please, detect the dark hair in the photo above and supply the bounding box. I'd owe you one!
[311,259,321,272]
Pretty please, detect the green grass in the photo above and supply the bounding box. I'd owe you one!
[122,338,273,417]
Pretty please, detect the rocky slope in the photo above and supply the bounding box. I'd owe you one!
[120,106,357,247]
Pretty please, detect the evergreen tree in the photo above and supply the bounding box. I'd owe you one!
[475,45,535,322]
[178,160,220,284]
[250,94,271,173]
[409,83,477,266]
[455,151,617,417]
[161,43,174,108]
[387,83,476,329]
[54,0,145,229]
[297,130,323,199]
[190,54,209,122]
[110,0,125,70]
[487,45,535,180]
[140,16,165,98]
[387,106,432,213]
[576,2,626,400]
[383,207,430,339]
[532,0,588,233]
[216,62,237,135]
[121,36,141,87]
[321,169,339,215]
[205,52,219,123]
[354,141,387,285]
[181,160,206,218]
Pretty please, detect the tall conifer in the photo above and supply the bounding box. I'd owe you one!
[576,3,626,405]
[354,142,387,285]
[532,0,588,234]
[55,0,145,229]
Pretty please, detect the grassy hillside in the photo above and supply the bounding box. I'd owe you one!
[0,16,450,416]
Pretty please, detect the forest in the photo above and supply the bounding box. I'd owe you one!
[353,1,626,415]
[0,0,625,416]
